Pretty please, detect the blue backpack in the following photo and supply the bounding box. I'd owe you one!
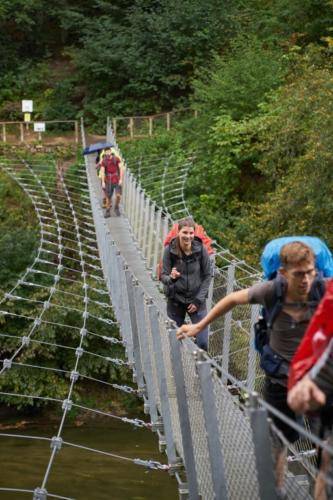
[261,236,333,280]
[254,237,333,376]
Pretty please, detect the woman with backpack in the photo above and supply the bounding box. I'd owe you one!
[100,148,122,217]
[160,217,212,351]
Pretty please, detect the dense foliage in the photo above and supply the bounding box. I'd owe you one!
[0,0,332,409]
[119,1,333,267]
[0,170,38,288]
[0,156,135,411]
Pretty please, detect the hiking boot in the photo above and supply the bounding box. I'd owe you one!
[104,208,111,218]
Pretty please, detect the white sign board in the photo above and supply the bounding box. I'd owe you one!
[22,100,33,113]
[34,122,46,132]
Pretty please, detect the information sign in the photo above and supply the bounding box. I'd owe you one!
[34,122,46,132]
[22,100,33,113]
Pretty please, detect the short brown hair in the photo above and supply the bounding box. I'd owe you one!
[280,241,315,269]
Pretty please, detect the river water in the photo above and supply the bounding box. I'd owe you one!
[0,420,178,499]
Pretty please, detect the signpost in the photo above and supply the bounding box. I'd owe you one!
[34,122,46,141]
[22,100,33,134]
[22,100,33,113]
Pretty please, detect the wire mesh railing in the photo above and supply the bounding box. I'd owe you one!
[96,118,333,499]
[0,154,174,498]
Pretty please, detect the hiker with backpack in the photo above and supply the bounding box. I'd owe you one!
[288,278,333,413]
[160,217,212,351]
[287,280,333,500]
[100,148,122,217]
[177,238,333,496]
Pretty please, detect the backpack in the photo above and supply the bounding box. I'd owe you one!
[157,223,215,280]
[254,236,332,356]
[261,236,333,279]
[103,155,120,184]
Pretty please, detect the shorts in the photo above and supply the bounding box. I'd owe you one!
[265,378,333,450]
[105,183,121,198]
[264,377,300,443]
[316,398,333,439]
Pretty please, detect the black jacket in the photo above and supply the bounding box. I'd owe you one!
[161,237,212,307]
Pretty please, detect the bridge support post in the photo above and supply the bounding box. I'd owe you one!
[117,259,134,365]
[131,180,138,236]
[149,304,178,465]
[127,174,135,227]
[137,190,146,251]
[133,288,158,423]
[130,177,138,233]
[142,197,150,258]
[196,360,228,500]
[152,208,162,279]
[248,393,277,500]
[247,304,260,391]
[134,185,142,241]
[169,329,200,500]
[125,271,145,392]
[122,169,129,215]
[221,263,235,383]
[162,213,169,243]
[146,202,156,269]
[109,242,121,317]
[207,254,216,350]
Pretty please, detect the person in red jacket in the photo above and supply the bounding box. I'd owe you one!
[288,279,333,412]
[100,148,122,217]
[287,279,333,500]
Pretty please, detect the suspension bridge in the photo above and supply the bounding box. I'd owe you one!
[0,119,330,499]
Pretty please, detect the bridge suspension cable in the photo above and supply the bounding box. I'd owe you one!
[0,153,169,499]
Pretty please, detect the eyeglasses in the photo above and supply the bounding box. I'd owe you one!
[290,268,316,279]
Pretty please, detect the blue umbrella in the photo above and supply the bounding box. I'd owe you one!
[83,142,114,155]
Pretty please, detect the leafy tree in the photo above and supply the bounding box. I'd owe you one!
[230,48,333,263]
[191,35,287,120]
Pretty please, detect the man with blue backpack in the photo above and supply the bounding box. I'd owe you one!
[177,237,333,496]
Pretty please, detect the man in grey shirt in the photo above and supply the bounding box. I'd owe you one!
[177,241,324,495]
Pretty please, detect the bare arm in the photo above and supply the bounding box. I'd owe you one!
[100,165,105,185]
[177,288,250,339]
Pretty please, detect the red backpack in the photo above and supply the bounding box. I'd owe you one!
[157,223,215,279]
[103,155,120,184]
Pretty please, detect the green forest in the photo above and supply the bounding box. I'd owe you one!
[1,0,332,267]
[0,0,333,408]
